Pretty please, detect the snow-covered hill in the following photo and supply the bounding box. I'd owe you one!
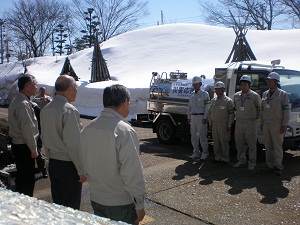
[0,23,299,118]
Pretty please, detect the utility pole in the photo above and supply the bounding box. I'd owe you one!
[5,39,10,63]
[161,10,164,25]
[52,30,55,56]
[0,19,4,64]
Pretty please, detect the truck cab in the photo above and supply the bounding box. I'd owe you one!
[215,60,300,150]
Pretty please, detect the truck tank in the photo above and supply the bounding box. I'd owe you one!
[149,71,214,101]
[146,71,214,144]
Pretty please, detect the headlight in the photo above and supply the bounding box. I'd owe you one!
[284,126,293,137]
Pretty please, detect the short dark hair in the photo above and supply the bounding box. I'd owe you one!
[103,84,130,108]
[55,75,76,92]
[18,74,35,91]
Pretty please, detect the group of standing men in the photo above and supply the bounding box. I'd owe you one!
[188,72,290,176]
[7,70,289,223]
[8,74,146,225]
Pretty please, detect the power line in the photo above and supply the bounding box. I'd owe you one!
[139,15,204,28]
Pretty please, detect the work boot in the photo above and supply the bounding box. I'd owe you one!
[200,154,208,161]
[248,164,255,170]
[42,169,48,178]
[261,166,273,173]
[248,163,255,170]
[220,160,229,165]
[189,152,201,159]
[212,159,221,164]
[271,167,282,176]
[233,161,247,168]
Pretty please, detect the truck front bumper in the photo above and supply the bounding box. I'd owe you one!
[283,136,300,150]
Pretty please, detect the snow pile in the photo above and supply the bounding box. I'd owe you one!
[0,23,299,118]
[0,188,127,225]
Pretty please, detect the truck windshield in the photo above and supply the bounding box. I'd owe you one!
[236,69,300,111]
[280,76,300,111]
[275,69,300,112]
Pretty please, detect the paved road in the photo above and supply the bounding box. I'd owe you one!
[136,126,300,225]
[1,107,300,224]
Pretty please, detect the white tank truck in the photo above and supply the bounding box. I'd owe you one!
[146,70,214,144]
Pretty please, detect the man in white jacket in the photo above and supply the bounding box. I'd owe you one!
[187,76,210,160]
[81,84,146,225]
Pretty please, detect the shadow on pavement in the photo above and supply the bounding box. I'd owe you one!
[140,138,192,158]
[172,150,300,205]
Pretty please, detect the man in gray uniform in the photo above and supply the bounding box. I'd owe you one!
[41,75,86,209]
[188,76,210,160]
[32,86,51,109]
[208,81,234,164]
[8,74,39,197]
[260,72,290,176]
[81,84,146,224]
[233,75,261,170]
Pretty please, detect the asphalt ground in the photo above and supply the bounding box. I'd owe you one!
[1,107,300,224]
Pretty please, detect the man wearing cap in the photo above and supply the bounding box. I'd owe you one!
[233,75,261,170]
[188,76,210,160]
[260,72,290,176]
[208,81,234,164]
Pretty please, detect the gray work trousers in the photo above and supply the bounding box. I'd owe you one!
[212,124,230,162]
[235,121,257,166]
[190,114,209,157]
[262,123,284,170]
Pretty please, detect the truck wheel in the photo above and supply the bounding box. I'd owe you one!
[156,118,176,144]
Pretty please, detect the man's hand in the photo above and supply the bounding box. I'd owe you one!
[31,152,38,158]
[188,119,191,124]
[202,119,207,124]
[280,126,287,134]
[135,208,146,224]
[78,175,87,183]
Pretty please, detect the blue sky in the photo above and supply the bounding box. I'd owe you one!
[0,0,207,27]
[139,0,204,27]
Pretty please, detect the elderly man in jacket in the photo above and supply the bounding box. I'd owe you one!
[81,84,146,225]
[40,75,86,209]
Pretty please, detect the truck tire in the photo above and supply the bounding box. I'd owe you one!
[156,118,176,144]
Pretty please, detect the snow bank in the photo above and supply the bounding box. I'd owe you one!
[0,23,299,118]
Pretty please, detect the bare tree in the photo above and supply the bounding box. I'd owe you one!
[199,0,285,30]
[71,0,149,42]
[5,0,66,57]
[281,0,300,28]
